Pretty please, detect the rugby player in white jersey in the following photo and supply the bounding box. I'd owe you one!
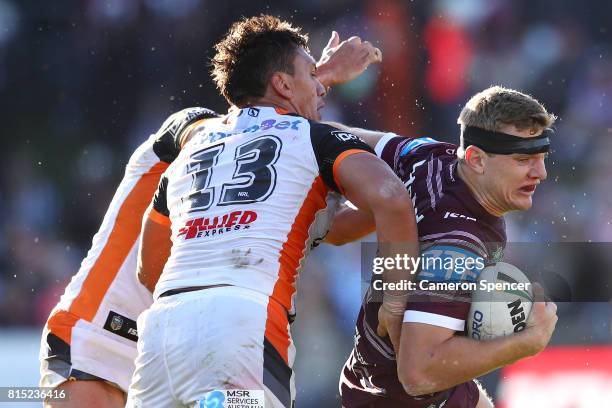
[39,17,391,408]
[127,15,419,408]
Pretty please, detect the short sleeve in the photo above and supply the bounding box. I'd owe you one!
[308,122,375,193]
[377,136,439,173]
[403,245,486,332]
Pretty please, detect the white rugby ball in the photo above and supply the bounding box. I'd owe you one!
[467,262,533,340]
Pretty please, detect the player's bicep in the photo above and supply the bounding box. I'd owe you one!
[309,122,375,193]
[335,153,407,213]
[401,322,455,353]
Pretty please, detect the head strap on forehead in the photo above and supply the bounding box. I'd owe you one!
[461,126,551,155]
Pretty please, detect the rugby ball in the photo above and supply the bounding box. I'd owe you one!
[467,262,533,340]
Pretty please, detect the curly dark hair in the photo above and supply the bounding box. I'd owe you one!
[211,15,309,106]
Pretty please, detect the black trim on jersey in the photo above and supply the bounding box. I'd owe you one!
[152,107,219,163]
[263,338,292,408]
[153,175,169,216]
[308,121,375,193]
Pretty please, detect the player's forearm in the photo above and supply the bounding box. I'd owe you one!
[337,154,418,305]
[137,213,172,293]
[372,194,419,302]
[398,331,534,396]
[324,205,375,245]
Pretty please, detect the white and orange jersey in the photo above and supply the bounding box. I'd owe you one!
[150,106,375,318]
[41,108,217,390]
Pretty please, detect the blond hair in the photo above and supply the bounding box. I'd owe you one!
[458,86,556,133]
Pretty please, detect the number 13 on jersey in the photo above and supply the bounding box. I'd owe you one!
[184,135,282,212]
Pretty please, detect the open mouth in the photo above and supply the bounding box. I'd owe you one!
[519,184,537,194]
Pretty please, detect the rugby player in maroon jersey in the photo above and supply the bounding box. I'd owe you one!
[325,86,559,407]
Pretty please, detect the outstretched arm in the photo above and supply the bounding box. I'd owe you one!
[336,153,420,352]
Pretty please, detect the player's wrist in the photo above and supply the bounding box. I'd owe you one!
[382,292,410,315]
[514,328,545,358]
[315,63,336,88]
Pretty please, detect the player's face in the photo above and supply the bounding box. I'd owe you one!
[483,125,548,212]
[288,47,326,120]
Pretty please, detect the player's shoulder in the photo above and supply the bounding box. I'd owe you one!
[153,107,221,163]
[158,107,220,136]
[396,136,456,160]
[169,106,219,122]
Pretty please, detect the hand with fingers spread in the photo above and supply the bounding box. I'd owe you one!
[523,283,558,356]
[316,31,383,88]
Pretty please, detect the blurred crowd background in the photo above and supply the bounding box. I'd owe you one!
[2,0,611,405]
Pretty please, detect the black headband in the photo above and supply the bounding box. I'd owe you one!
[461,126,551,155]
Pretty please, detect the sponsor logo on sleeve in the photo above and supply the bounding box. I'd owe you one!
[331,130,361,142]
[443,211,476,222]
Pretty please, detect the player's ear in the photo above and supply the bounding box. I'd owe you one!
[269,72,293,100]
[464,145,486,175]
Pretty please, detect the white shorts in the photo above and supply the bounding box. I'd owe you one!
[39,311,138,392]
[126,285,296,408]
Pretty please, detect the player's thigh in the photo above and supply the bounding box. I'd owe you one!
[475,385,494,408]
[168,287,294,407]
[44,380,125,408]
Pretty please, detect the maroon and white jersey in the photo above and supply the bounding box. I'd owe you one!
[341,135,506,407]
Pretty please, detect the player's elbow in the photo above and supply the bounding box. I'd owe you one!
[397,354,439,397]
[398,362,439,396]
[323,238,344,246]
[371,180,412,214]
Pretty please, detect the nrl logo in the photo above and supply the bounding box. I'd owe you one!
[110,315,124,331]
